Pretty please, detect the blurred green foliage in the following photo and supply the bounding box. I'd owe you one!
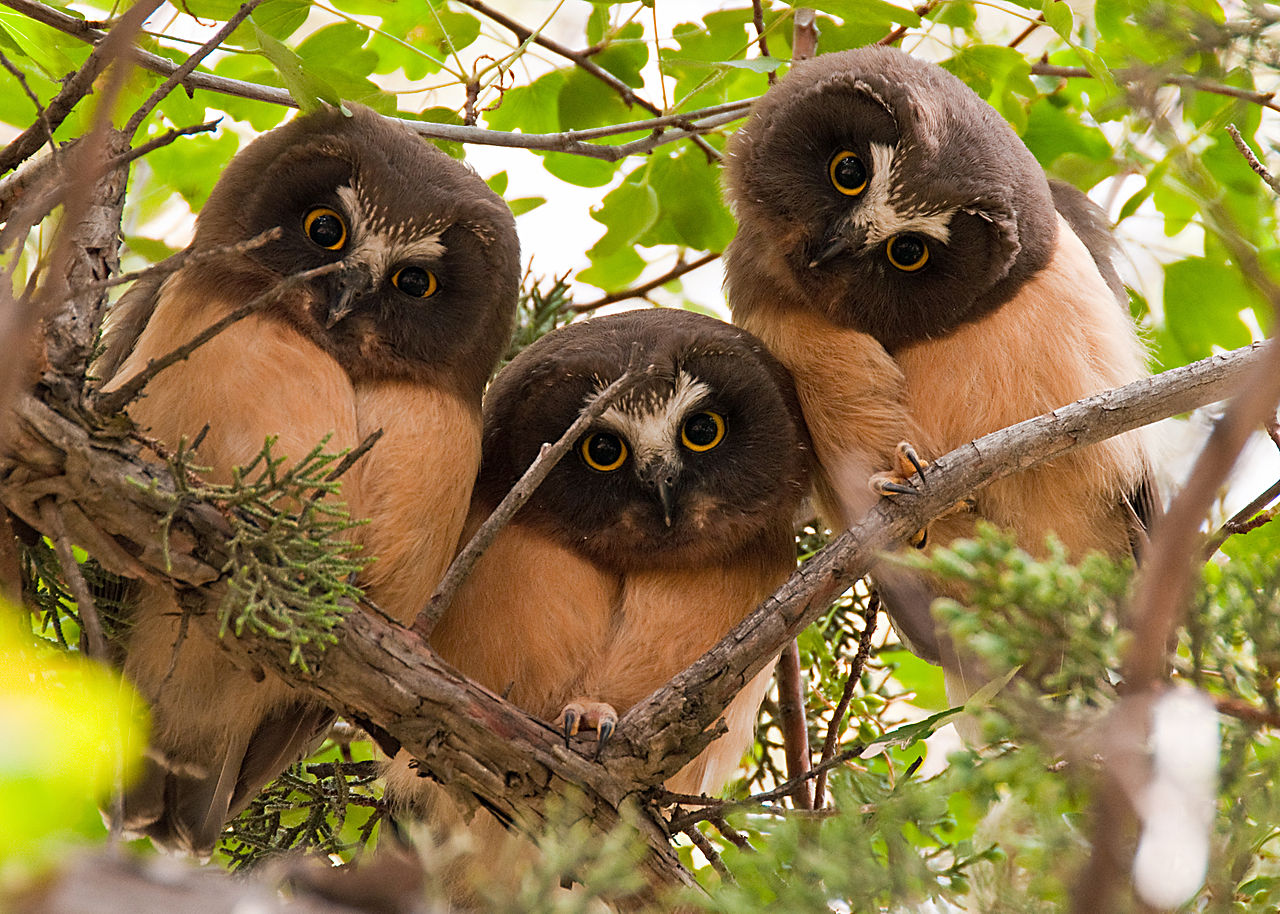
[2,0,1279,910]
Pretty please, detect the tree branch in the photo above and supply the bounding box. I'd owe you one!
[570,252,721,313]
[607,341,1271,784]
[1031,62,1280,114]
[814,595,877,810]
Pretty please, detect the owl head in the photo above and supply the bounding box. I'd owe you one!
[184,105,519,397]
[724,46,1059,350]
[476,309,811,571]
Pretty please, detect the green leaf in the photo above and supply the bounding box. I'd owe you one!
[250,0,310,40]
[508,197,545,217]
[1162,258,1256,362]
[592,21,648,89]
[588,175,660,258]
[799,0,922,28]
[486,171,509,196]
[540,151,617,188]
[486,70,565,134]
[1041,0,1073,40]
[578,244,646,290]
[642,147,734,251]
[253,24,346,114]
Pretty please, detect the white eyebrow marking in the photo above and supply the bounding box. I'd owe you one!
[335,184,446,276]
[596,371,710,467]
[850,142,955,245]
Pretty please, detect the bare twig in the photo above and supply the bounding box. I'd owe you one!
[707,814,753,852]
[0,0,162,175]
[1031,62,1280,114]
[1203,477,1280,557]
[814,595,878,810]
[751,0,776,85]
[93,260,343,416]
[1215,694,1280,729]
[878,2,939,47]
[124,0,262,137]
[1226,123,1280,195]
[1008,13,1045,49]
[792,8,820,61]
[663,747,863,832]
[37,497,108,660]
[776,640,813,809]
[570,253,721,313]
[416,351,655,637]
[683,824,735,882]
[113,119,223,169]
[91,226,282,296]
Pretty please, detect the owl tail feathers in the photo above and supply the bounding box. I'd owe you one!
[114,702,334,857]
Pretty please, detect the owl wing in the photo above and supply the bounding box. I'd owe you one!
[93,265,170,383]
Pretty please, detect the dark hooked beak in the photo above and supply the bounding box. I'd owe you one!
[325,262,373,328]
[809,223,867,269]
[638,460,679,527]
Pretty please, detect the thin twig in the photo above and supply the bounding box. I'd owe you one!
[416,350,656,637]
[92,226,282,295]
[38,497,108,660]
[93,260,343,416]
[0,48,57,167]
[683,824,735,883]
[570,252,720,313]
[776,639,813,809]
[1215,694,1280,729]
[1008,13,1045,49]
[112,119,223,168]
[662,747,863,832]
[707,814,752,852]
[751,0,776,86]
[0,0,163,175]
[1226,123,1280,194]
[814,595,878,810]
[124,0,262,136]
[792,8,820,61]
[1032,62,1280,114]
[878,2,939,47]
[1203,477,1280,557]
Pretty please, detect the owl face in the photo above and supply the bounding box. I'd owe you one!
[186,106,518,398]
[477,310,810,572]
[725,46,1058,350]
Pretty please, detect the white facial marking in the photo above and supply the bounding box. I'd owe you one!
[849,142,955,245]
[336,184,447,279]
[597,371,711,469]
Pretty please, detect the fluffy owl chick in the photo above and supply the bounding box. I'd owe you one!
[386,310,809,872]
[724,47,1157,682]
[99,105,519,855]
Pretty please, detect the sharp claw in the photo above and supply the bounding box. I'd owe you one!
[901,444,928,487]
[595,719,615,759]
[911,528,928,549]
[562,709,578,747]
[877,481,918,496]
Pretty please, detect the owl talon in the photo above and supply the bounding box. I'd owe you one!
[897,442,927,488]
[595,719,615,758]
[561,708,579,747]
[874,479,918,496]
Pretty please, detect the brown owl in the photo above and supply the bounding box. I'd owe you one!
[724,47,1158,695]
[384,308,810,895]
[98,104,520,855]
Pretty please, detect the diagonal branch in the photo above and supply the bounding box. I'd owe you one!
[606,341,1271,784]
[416,350,656,637]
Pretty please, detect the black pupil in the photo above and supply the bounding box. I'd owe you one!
[587,434,622,467]
[891,235,927,266]
[308,213,343,247]
[397,267,432,297]
[833,154,866,189]
[685,413,719,447]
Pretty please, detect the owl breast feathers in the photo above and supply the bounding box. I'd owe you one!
[99,104,519,855]
[724,47,1158,684]
[386,310,811,885]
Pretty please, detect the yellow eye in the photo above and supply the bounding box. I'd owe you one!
[828,150,868,196]
[580,432,627,472]
[304,207,347,250]
[393,266,438,298]
[681,411,725,452]
[886,234,929,272]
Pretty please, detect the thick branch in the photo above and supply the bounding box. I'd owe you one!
[607,342,1270,783]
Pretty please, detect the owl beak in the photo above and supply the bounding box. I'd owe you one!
[637,460,679,527]
[325,263,374,328]
[809,224,867,269]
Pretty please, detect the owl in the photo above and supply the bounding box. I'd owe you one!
[97,104,519,855]
[724,47,1158,690]
[384,308,810,893]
